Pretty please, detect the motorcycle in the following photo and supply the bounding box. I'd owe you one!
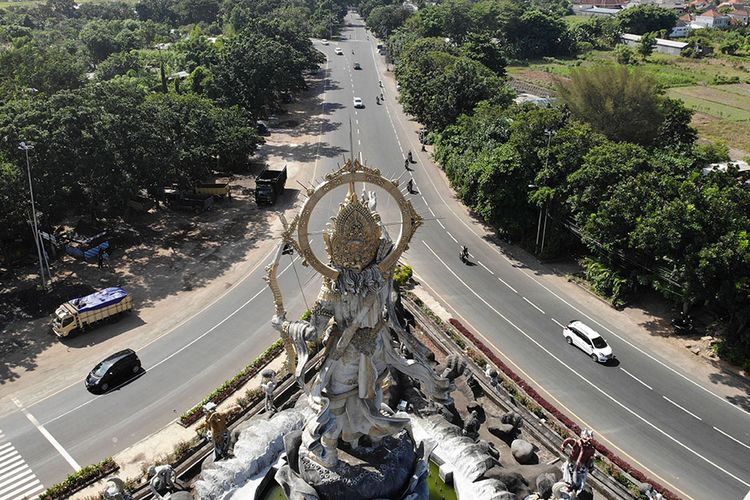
[671,313,695,334]
[460,247,469,263]
[376,96,380,105]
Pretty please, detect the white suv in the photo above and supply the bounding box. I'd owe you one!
[563,320,613,363]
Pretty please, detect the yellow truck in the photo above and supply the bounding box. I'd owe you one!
[52,287,133,337]
[194,183,231,198]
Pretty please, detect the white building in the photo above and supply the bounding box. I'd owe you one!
[620,33,689,55]
[694,9,731,28]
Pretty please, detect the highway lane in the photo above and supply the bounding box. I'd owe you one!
[1,12,748,499]
[332,13,750,498]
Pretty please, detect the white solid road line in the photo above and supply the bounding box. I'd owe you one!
[0,432,45,500]
[421,239,750,489]
[663,396,702,421]
[13,399,80,473]
[620,368,654,391]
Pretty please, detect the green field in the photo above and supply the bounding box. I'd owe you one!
[509,50,750,89]
[509,51,750,154]
[668,84,750,120]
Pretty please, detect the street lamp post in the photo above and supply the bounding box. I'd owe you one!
[19,141,47,290]
[530,129,554,256]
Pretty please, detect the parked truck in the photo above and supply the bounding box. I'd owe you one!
[52,287,133,337]
[255,166,287,206]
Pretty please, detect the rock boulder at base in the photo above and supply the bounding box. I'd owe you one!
[483,466,530,497]
[299,430,417,499]
[511,439,536,464]
[536,472,556,499]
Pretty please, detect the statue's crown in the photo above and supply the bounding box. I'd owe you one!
[324,190,381,271]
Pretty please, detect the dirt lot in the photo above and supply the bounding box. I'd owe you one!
[0,71,329,407]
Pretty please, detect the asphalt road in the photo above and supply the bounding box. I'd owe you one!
[1,12,749,500]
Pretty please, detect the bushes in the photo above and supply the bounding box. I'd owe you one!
[582,257,632,308]
[394,264,413,287]
[179,339,283,426]
[39,457,118,499]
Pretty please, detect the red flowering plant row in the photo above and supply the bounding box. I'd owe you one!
[447,318,680,500]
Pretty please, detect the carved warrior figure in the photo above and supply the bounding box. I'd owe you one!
[148,464,177,499]
[261,369,277,413]
[265,159,451,468]
[205,408,231,461]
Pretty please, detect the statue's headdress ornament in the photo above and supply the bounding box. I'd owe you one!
[324,189,382,271]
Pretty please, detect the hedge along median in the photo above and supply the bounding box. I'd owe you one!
[39,457,118,499]
[179,339,284,427]
[445,316,680,500]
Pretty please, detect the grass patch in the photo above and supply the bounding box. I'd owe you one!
[509,50,750,89]
[692,113,750,152]
[668,85,750,120]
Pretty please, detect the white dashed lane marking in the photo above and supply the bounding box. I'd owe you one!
[522,297,545,314]
[498,277,518,294]
[0,430,43,500]
[663,396,702,421]
[620,368,654,391]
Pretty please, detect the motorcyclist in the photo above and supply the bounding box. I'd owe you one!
[460,245,469,261]
[407,179,413,193]
[407,150,413,162]
[376,96,380,104]
[352,49,354,54]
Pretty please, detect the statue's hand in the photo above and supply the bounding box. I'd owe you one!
[271,314,286,331]
[287,320,317,342]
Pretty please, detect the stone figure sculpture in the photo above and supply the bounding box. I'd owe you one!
[264,159,451,472]
[103,477,131,500]
[261,369,278,413]
[148,464,177,499]
[204,406,232,461]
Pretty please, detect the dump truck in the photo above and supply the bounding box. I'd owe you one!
[52,287,133,337]
[255,166,287,206]
[194,183,231,198]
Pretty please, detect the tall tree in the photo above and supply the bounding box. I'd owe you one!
[556,66,664,146]
[617,5,677,35]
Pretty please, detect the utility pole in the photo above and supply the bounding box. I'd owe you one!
[19,141,47,290]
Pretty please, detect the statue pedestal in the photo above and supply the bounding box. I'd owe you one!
[299,430,418,500]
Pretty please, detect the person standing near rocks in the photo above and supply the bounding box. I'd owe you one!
[561,428,595,494]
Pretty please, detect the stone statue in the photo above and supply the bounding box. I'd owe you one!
[148,464,177,499]
[204,406,232,461]
[561,428,595,495]
[264,160,451,471]
[103,477,131,500]
[261,369,278,413]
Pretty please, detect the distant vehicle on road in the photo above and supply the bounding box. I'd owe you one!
[85,349,141,394]
[563,320,614,363]
[335,47,343,55]
[321,39,329,45]
[353,97,364,108]
[255,166,287,206]
[52,287,133,338]
[353,62,361,70]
